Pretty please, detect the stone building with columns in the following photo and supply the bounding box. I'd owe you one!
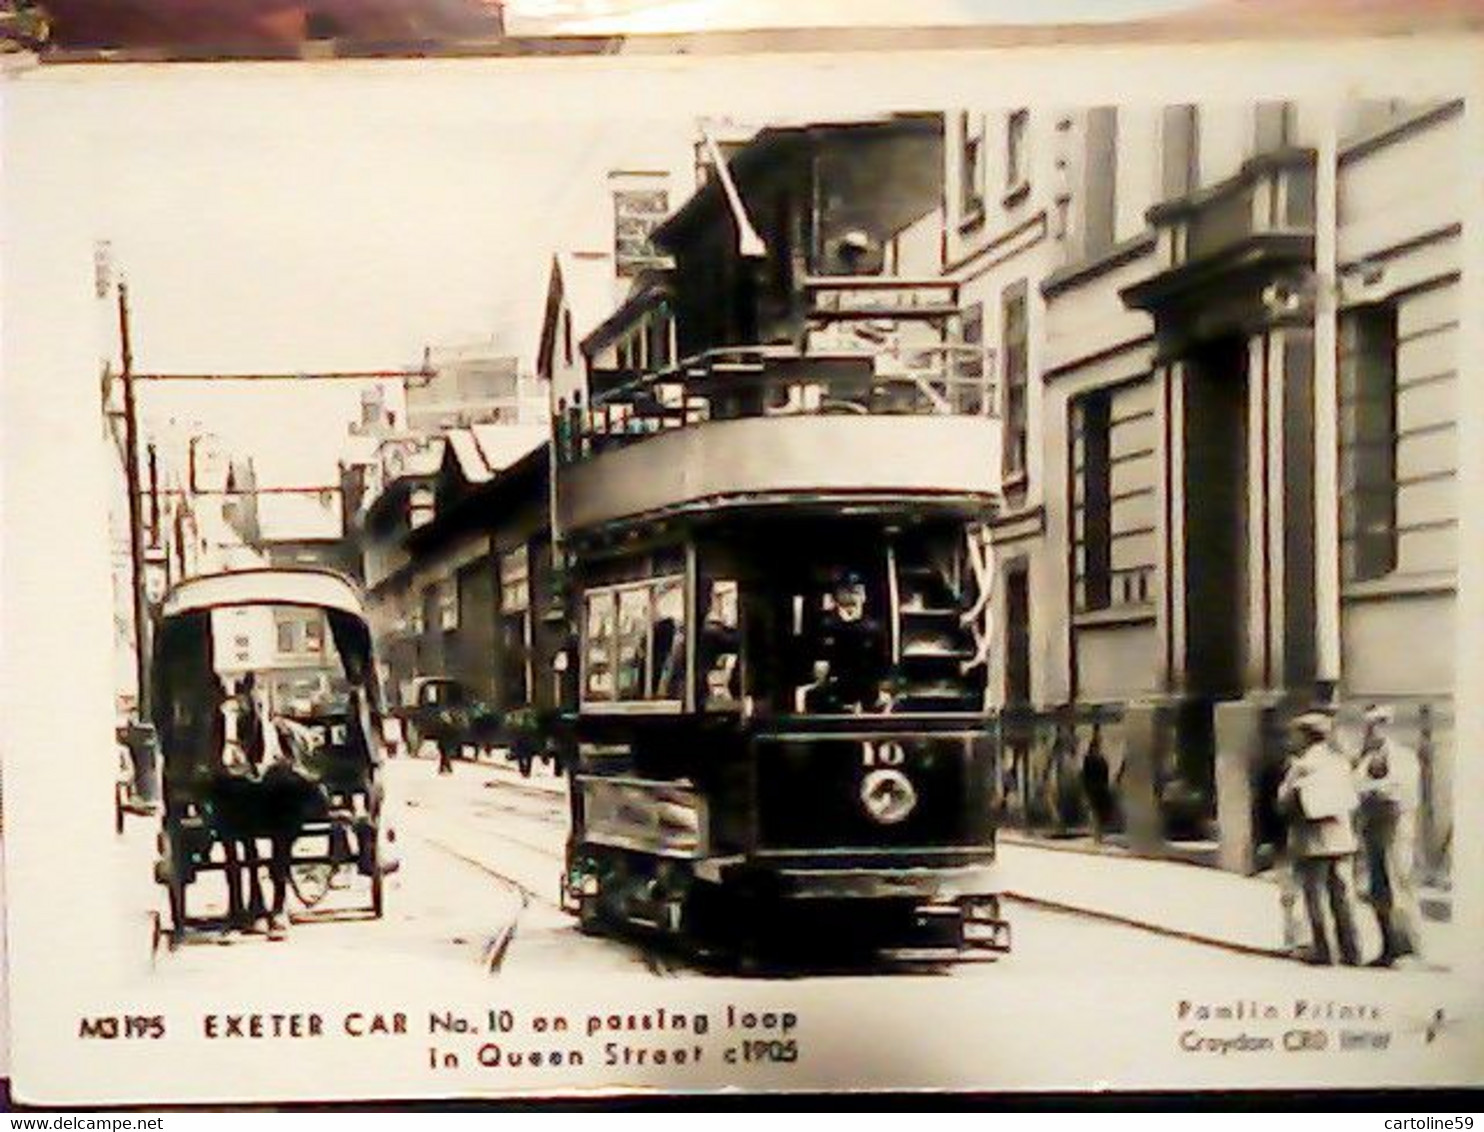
[939,98,1461,881]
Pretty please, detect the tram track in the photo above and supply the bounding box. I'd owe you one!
[410,756,568,804]
[469,796,568,830]
[394,764,707,979]
[402,792,566,861]
[413,832,550,974]
[477,772,568,806]
[454,812,568,860]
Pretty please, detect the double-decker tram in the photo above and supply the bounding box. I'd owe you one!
[553,334,1012,964]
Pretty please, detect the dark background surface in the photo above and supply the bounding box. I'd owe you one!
[13,0,505,51]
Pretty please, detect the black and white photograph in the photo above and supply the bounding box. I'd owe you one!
[1,24,1481,1105]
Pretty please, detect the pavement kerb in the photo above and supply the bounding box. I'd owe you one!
[999,890,1293,960]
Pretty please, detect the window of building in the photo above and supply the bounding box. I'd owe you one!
[646,310,672,371]
[1004,562,1031,706]
[499,545,533,706]
[304,617,324,655]
[956,301,987,414]
[959,111,986,226]
[1342,99,1418,145]
[277,621,297,655]
[613,188,670,278]
[1161,104,1199,201]
[582,575,687,708]
[1253,101,1294,154]
[500,609,531,708]
[1072,389,1114,612]
[1339,305,1399,583]
[500,545,531,613]
[562,310,574,368]
[409,486,435,529]
[1005,108,1030,195]
[1001,282,1030,481]
[439,581,459,631]
[1082,107,1119,257]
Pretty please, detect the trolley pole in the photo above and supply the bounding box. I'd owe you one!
[118,280,152,722]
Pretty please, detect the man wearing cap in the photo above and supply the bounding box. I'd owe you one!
[1278,711,1361,966]
[813,571,889,714]
[1354,705,1424,967]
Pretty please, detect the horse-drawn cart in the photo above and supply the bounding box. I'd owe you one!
[149,568,398,948]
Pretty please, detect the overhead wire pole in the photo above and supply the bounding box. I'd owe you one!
[113,311,435,713]
[132,370,429,383]
[117,280,153,720]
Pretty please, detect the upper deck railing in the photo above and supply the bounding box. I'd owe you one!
[557,336,996,468]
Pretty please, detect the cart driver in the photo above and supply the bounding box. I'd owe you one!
[810,571,890,714]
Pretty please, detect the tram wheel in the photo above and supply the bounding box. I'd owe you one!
[577,895,604,936]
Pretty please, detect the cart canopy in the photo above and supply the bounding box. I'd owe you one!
[160,568,366,621]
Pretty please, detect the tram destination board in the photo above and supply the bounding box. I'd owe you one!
[1,13,1482,1108]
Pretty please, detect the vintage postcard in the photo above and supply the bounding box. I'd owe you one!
[1,19,1482,1106]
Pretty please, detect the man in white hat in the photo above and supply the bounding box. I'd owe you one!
[1354,704,1424,967]
[1278,711,1361,966]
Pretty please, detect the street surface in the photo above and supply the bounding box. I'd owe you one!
[110,755,1389,983]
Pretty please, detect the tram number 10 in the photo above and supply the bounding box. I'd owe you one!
[861,740,907,768]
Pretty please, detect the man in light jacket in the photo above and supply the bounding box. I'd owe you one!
[1278,712,1361,966]
[1354,704,1424,967]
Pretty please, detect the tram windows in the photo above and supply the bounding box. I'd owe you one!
[583,592,617,702]
[652,578,688,702]
[616,588,650,700]
[700,580,741,711]
[581,576,687,710]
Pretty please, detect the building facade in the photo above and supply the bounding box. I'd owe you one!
[357,424,550,711]
[944,99,1461,880]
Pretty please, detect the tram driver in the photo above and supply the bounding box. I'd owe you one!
[801,571,891,714]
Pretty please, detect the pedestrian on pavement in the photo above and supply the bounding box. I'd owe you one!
[1353,704,1424,967]
[1277,711,1361,966]
[1080,722,1115,842]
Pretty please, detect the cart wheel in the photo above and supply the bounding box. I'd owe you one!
[166,871,187,949]
[157,829,191,946]
[366,825,385,919]
[290,861,341,908]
